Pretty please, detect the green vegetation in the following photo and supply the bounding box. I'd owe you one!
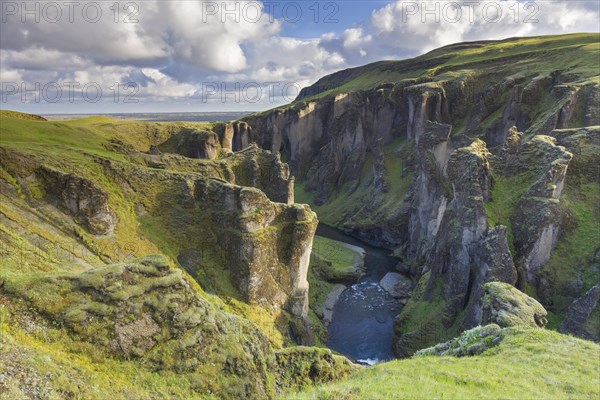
[292,33,599,104]
[274,346,360,392]
[415,324,503,358]
[393,274,456,358]
[286,326,600,399]
[484,172,537,255]
[311,236,364,281]
[542,181,600,320]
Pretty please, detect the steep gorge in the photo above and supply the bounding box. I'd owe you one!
[237,33,600,355]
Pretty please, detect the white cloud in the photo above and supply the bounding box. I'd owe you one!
[370,0,600,54]
[0,0,598,110]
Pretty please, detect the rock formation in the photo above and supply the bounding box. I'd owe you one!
[37,166,118,235]
[482,282,548,328]
[4,255,276,399]
[559,284,600,341]
[239,35,600,352]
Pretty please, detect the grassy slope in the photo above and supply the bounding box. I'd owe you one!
[287,327,600,399]
[294,33,600,104]
[0,112,290,348]
[311,236,364,278]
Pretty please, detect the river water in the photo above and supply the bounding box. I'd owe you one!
[316,224,404,364]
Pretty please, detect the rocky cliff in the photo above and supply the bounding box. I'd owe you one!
[239,34,600,353]
[0,110,338,397]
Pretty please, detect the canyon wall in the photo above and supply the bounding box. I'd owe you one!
[241,63,600,353]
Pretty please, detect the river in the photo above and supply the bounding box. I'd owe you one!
[316,224,404,365]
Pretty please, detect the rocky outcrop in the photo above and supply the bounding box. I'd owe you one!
[226,145,294,204]
[394,138,518,357]
[174,129,220,160]
[511,136,573,287]
[102,160,317,323]
[559,284,600,342]
[379,272,413,304]
[37,167,118,235]
[4,255,276,399]
[224,121,253,151]
[462,226,518,328]
[482,282,548,328]
[415,324,503,357]
[424,139,493,317]
[405,121,451,260]
[274,346,359,393]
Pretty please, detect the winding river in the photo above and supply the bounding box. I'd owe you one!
[316,224,404,364]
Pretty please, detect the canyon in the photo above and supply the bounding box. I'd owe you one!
[0,33,599,399]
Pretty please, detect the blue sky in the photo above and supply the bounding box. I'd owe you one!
[1,0,599,113]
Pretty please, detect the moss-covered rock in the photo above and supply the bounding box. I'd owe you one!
[483,282,548,328]
[37,166,118,235]
[274,346,359,393]
[4,255,277,399]
[415,324,504,357]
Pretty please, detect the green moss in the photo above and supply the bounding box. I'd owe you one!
[393,274,455,357]
[485,171,537,255]
[275,346,359,393]
[541,182,600,315]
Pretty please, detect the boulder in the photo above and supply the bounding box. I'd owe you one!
[482,282,548,328]
[274,346,359,393]
[415,324,503,357]
[379,272,413,303]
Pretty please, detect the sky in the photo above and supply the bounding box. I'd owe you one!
[0,0,599,114]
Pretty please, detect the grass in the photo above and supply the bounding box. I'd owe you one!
[0,329,210,400]
[484,171,537,256]
[286,33,599,105]
[285,326,600,399]
[311,236,364,279]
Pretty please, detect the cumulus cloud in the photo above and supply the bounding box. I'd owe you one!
[368,0,600,55]
[0,0,598,111]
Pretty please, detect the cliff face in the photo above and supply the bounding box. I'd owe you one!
[0,112,330,397]
[103,160,316,319]
[240,34,600,352]
[0,113,317,347]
